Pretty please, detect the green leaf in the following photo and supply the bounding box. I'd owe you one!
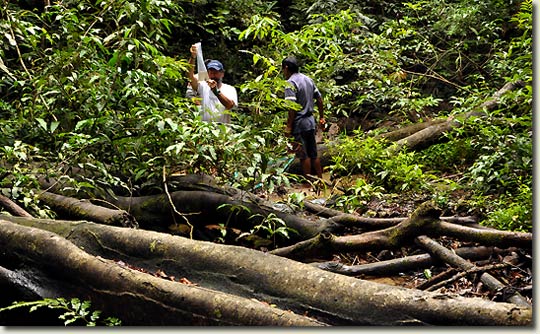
[36,118,47,131]
[50,121,60,133]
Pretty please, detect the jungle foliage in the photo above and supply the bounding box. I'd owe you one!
[0,0,533,233]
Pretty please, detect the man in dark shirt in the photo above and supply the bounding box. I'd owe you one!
[282,57,325,179]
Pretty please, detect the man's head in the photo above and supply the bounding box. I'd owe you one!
[207,60,225,82]
[282,57,299,78]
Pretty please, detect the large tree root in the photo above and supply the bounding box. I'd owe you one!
[38,191,138,228]
[271,202,531,260]
[312,246,513,276]
[0,194,32,218]
[0,220,325,326]
[106,189,339,241]
[1,215,532,326]
[305,200,480,229]
[270,201,443,260]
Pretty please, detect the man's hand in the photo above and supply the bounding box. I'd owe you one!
[318,117,326,131]
[190,44,197,58]
[206,79,217,90]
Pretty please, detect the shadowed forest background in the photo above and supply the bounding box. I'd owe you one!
[0,0,533,327]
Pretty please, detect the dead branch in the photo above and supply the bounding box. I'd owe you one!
[415,235,530,307]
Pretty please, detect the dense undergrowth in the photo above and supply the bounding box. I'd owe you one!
[0,0,532,233]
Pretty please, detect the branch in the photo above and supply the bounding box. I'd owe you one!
[415,235,530,307]
[421,263,511,292]
[0,194,33,218]
[312,246,511,277]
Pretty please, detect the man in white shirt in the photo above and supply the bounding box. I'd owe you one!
[188,45,238,123]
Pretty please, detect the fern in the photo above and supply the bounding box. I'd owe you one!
[0,298,121,326]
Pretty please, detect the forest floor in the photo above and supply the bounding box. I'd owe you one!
[267,172,533,305]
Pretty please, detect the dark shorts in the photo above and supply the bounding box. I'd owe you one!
[293,129,318,160]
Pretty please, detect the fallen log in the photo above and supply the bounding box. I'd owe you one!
[415,235,531,307]
[1,215,532,325]
[375,118,447,142]
[392,81,526,151]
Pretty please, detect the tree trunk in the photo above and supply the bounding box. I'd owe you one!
[391,81,526,151]
[0,215,532,326]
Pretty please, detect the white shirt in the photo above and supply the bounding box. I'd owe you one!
[197,81,238,123]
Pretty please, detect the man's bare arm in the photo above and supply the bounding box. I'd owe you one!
[188,45,199,91]
[214,88,235,110]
